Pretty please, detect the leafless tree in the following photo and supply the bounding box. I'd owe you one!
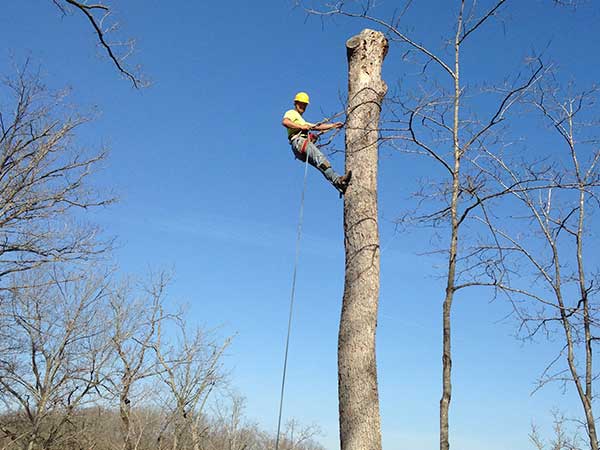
[0,263,321,450]
[301,2,546,449]
[469,84,600,450]
[0,267,112,450]
[0,65,113,284]
[50,0,146,87]
[106,273,170,450]
[204,392,262,450]
[530,411,584,450]
[152,313,233,450]
[270,419,324,450]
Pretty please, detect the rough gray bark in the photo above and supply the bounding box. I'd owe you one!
[339,29,387,450]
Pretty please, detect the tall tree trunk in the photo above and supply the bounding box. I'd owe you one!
[339,29,387,450]
[440,13,463,450]
[573,146,599,450]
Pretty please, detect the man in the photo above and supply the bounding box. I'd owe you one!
[282,92,352,194]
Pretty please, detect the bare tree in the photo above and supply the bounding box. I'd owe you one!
[0,378,329,450]
[0,66,113,284]
[0,267,112,450]
[107,273,170,450]
[152,314,232,450]
[204,392,269,450]
[530,411,584,450]
[301,2,545,449]
[471,84,600,450]
[207,393,252,450]
[50,0,146,87]
[269,419,324,450]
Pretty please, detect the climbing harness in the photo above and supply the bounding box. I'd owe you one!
[290,132,318,158]
[301,133,318,154]
[274,153,310,450]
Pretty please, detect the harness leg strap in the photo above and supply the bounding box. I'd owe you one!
[319,161,331,171]
[301,137,309,154]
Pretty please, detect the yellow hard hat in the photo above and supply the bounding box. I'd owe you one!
[294,92,310,104]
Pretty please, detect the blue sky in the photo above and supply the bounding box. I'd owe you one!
[2,1,600,449]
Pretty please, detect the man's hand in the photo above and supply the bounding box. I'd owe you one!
[322,122,344,131]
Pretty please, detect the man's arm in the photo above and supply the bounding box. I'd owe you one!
[282,118,312,131]
[312,122,344,131]
[282,118,343,132]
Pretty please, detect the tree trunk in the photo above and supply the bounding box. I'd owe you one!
[440,19,463,450]
[191,414,203,450]
[120,381,133,450]
[339,29,387,450]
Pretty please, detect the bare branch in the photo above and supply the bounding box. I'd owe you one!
[459,0,508,45]
[52,0,145,88]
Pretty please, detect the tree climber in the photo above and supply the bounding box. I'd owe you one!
[282,92,352,194]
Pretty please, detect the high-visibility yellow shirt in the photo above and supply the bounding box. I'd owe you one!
[283,109,314,139]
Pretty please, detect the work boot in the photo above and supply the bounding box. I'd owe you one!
[334,170,352,195]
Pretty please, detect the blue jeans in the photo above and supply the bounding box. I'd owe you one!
[290,137,340,185]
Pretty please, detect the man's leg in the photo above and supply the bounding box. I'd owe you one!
[291,138,351,193]
[303,141,340,184]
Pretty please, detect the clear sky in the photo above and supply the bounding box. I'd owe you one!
[2,1,600,449]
